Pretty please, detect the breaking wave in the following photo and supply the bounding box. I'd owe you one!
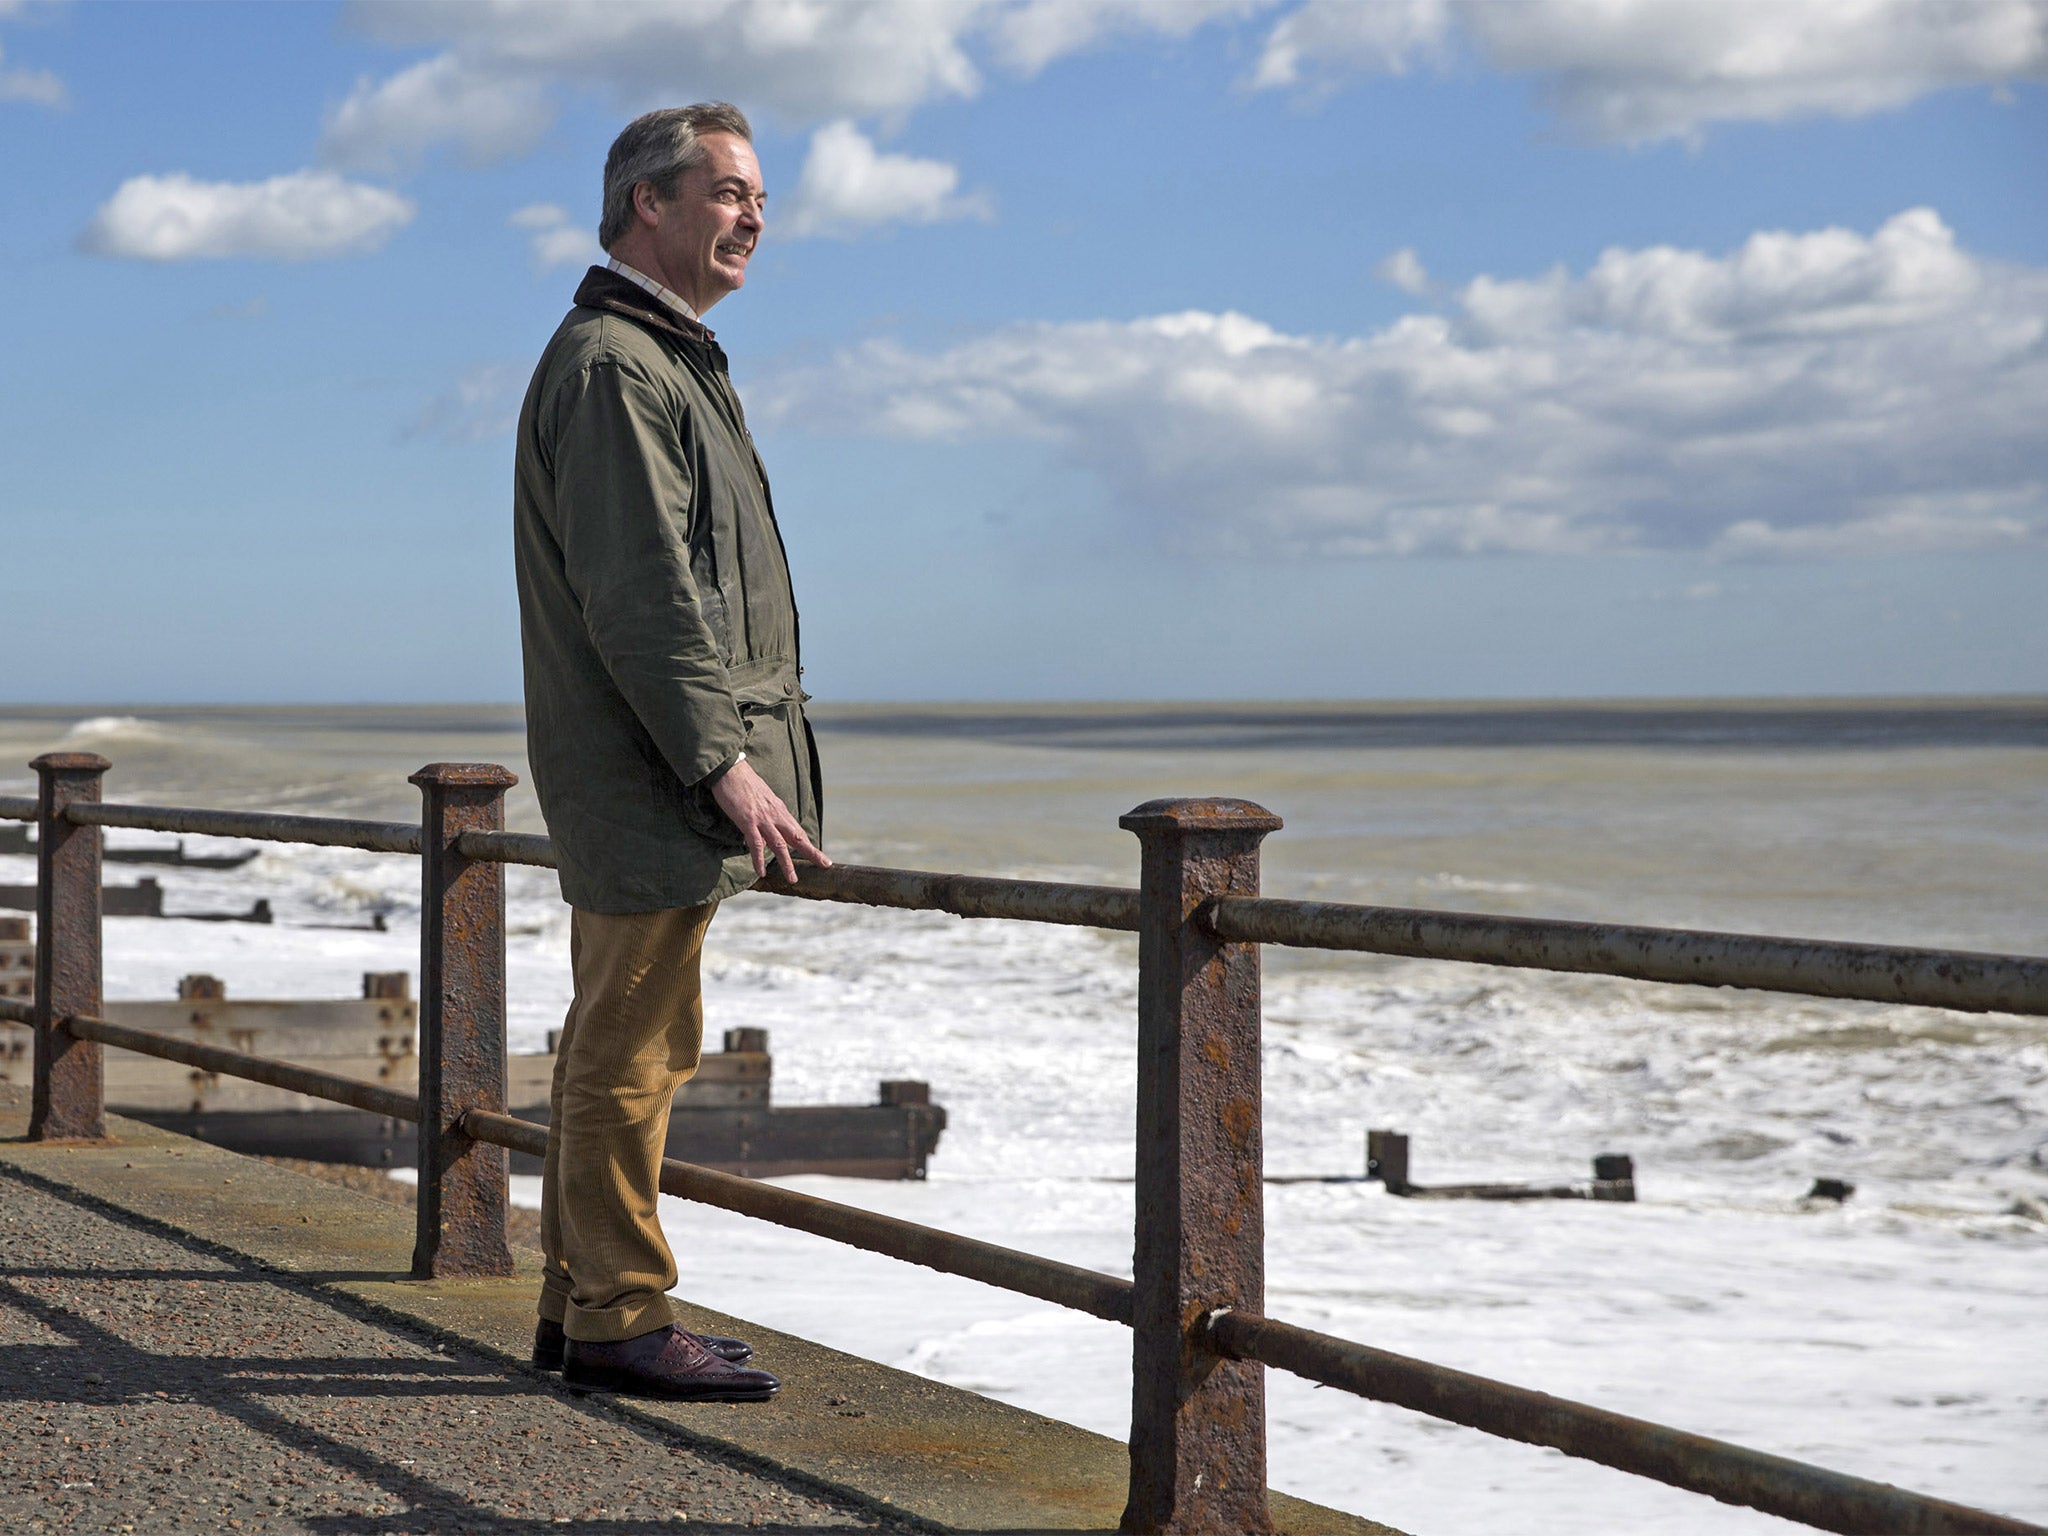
[63,715,172,742]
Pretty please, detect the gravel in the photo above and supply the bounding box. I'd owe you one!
[258,1157,546,1253]
[0,1167,907,1534]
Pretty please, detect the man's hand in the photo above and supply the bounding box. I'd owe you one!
[708,758,830,883]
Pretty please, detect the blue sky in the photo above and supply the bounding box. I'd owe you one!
[2,0,2044,704]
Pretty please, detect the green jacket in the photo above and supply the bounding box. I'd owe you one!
[514,266,822,912]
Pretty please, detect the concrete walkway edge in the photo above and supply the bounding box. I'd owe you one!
[0,1093,1398,1535]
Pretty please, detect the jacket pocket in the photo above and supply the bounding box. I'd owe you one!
[677,777,745,852]
[725,654,797,711]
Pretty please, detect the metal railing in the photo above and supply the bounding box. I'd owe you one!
[2,752,2041,1535]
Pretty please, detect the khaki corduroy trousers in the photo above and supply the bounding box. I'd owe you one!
[538,902,717,1343]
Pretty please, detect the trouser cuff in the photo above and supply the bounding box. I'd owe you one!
[537,1282,568,1326]
[562,1291,679,1344]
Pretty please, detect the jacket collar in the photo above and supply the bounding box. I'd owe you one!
[572,265,715,345]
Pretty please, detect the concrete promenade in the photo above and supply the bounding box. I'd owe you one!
[0,1088,1395,1535]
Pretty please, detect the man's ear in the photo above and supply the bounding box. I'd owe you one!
[632,180,664,228]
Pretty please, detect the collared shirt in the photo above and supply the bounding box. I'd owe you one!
[606,256,706,332]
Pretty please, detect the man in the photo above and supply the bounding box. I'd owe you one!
[513,103,827,1402]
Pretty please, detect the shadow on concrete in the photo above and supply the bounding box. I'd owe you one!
[0,1192,898,1534]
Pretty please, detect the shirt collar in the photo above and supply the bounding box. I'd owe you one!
[605,256,705,330]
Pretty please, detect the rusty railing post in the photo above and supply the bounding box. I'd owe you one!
[1119,797,1283,1535]
[29,752,110,1141]
[409,763,517,1279]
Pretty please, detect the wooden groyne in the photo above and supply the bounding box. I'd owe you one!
[0,929,943,1177]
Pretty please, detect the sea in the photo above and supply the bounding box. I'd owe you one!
[1,701,2043,1535]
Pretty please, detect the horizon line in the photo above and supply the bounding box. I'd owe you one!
[3,692,2046,713]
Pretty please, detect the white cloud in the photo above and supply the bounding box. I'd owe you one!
[1252,0,1449,89]
[321,52,552,172]
[341,0,988,127]
[509,202,600,269]
[1715,493,2039,559]
[1253,0,2048,142]
[508,202,568,229]
[530,225,598,270]
[989,0,1273,75]
[0,36,65,107]
[1377,246,1431,294]
[782,120,992,238]
[1459,208,1982,342]
[757,210,2048,559]
[82,171,415,261]
[408,362,530,443]
[0,63,62,106]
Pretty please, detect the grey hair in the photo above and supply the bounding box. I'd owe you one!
[598,103,754,251]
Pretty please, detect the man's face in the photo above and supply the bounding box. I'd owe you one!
[646,132,764,315]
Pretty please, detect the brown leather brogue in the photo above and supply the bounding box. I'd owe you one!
[532,1316,752,1370]
[561,1323,780,1402]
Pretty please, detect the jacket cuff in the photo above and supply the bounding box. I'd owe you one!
[697,750,746,789]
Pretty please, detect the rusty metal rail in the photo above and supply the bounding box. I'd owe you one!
[454,828,554,867]
[66,799,420,855]
[455,829,1142,930]
[461,1109,1135,1323]
[0,795,34,822]
[1207,1310,2035,1536]
[455,827,2048,1014]
[1207,896,2048,1017]
[755,862,1140,929]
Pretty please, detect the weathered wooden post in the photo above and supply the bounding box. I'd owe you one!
[29,752,109,1142]
[1592,1152,1636,1202]
[410,763,517,1279]
[1367,1129,1412,1193]
[1119,797,1282,1535]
